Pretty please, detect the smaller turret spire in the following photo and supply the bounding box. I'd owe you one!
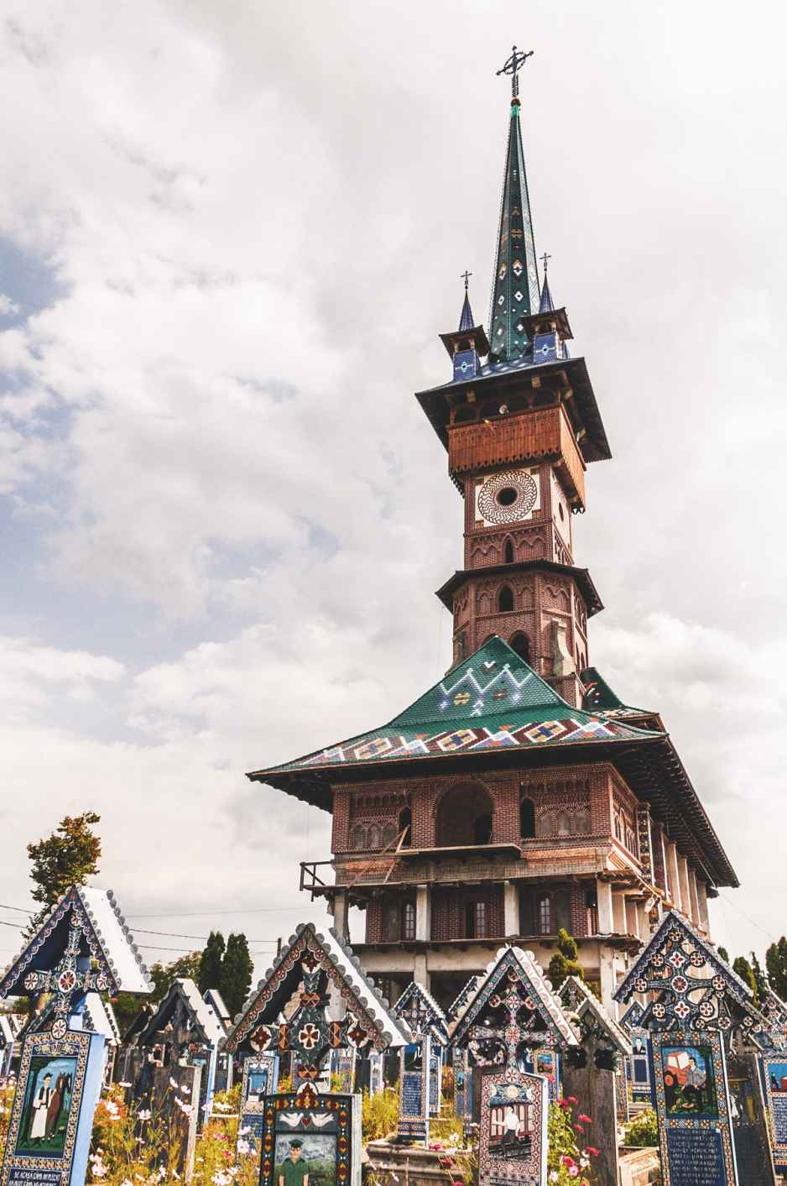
[539,251,554,313]
[458,269,475,331]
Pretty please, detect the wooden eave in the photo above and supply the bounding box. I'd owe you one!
[436,561,604,618]
[415,356,611,463]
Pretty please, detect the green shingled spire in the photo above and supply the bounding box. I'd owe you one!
[489,48,539,362]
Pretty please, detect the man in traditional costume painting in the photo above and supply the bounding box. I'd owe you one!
[28,1072,52,1143]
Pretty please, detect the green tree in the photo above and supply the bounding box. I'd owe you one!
[149,952,201,1000]
[220,933,253,1018]
[547,928,584,990]
[27,812,102,911]
[751,952,767,1003]
[198,931,226,993]
[732,956,757,998]
[766,938,787,1001]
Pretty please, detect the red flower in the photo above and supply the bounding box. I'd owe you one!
[560,1155,576,1168]
[557,1098,571,1110]
[566,1095,578,1105]
[585,1146,600,1158]
[573,1124,584,1133]
[578,1113,592,1124]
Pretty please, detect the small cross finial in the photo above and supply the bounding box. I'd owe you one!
[541,251,551,275]
[496,45,534,102]
[461,269,472,291]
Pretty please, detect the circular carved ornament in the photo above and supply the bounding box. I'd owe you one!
[477,471,537,524]
[58,969,77,993]
[51,1018,68,1039]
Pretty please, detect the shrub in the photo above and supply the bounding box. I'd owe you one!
[362,1087,400,1142]
[624,1107,658,1148]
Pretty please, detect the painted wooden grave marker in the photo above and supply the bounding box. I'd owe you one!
[450,946,578,1186]
[616,910,777,1186]
[0,886,151,1186]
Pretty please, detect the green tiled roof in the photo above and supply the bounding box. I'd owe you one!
[581,666,654,719]
[249,638,655,780]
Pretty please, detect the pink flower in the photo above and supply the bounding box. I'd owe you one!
[585,1146,600,1158]
[578,1113,592,1124]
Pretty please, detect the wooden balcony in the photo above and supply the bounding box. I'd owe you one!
[447,405,586,508]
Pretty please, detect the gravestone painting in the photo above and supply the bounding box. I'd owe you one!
[760,1054,787,1173]
[238,1053,278,1153]
[392,980,448,1141]
[479,1070,547,1186]
[0,886,151,1186]
[258,1084,361,1186]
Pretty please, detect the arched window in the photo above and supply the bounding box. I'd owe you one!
[398,806,412,848]
[504,539,514,564]
[349,824,366,850]
[520,797,536,839]
[381,823,397,848]
[509,632,530,663]
[557,812,571,837]
[401,901,416,941]
[538,894,552,935]
[436,784,494,848]
[498,585,514,613]
[368,824,381,850]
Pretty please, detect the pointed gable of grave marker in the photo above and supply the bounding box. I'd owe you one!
[225,922,411,1062]
[614,910,771,1045]
[447,975,480,1021]
[559,975,632,1058]
[0,886,151,1001]
[450,944,578,1060]
[393,980,450,1044]
[137,978,226,1051]
[0,886,151,1039]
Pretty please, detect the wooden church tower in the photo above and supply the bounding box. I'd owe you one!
[249,50,738,1010]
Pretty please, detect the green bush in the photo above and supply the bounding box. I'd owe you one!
[624,1107,658,1147]
[362,1088,400,1142]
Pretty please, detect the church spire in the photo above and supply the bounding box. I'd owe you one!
[488,47,539,363]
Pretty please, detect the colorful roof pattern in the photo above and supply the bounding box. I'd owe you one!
[249,638,654,785]
[581,666,655,722]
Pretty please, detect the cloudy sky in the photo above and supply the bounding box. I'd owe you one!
[1,0,785,977]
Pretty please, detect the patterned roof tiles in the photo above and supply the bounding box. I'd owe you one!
[249,637,655,785]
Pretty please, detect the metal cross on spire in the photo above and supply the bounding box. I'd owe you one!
[460,269,472,291]
[496,45,534,101]
[540,251,551,275]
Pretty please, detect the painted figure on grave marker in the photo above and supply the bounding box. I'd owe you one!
[19,1060,75,1153]
[662,1045,717,1118]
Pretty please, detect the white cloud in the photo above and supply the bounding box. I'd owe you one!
[0,294,21,316]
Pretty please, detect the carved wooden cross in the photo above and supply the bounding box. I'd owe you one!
[23,916,110,1038]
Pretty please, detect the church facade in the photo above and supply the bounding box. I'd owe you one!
[249,55,737,1011]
